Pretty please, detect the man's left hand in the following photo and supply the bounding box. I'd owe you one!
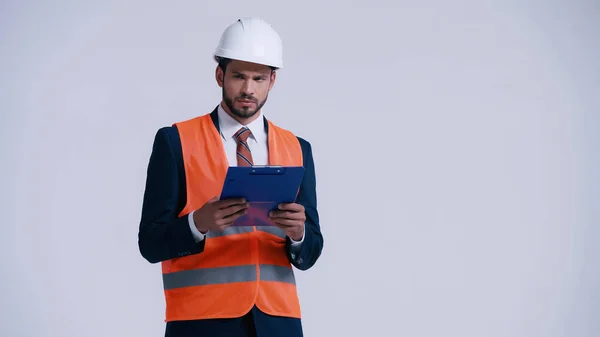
[269,203,305,241]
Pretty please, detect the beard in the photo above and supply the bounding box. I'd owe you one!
[222,87,268,119]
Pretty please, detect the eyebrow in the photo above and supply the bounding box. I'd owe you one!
[232,71,268,78]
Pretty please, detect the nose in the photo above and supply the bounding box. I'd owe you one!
[241,79,254,96]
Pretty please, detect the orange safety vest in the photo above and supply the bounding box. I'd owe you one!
[160,112,304,322]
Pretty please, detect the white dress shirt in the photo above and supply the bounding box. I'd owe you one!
[187,105,305,248]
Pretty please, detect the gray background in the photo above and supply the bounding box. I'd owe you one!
[1,1,599,336]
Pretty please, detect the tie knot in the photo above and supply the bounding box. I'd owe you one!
[234,127,252,143]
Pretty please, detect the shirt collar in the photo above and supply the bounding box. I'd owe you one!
[217,104,267,144]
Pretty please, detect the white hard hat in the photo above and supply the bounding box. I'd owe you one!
[214,17,283,69]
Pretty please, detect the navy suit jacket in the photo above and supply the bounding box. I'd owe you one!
[138,107,323,337]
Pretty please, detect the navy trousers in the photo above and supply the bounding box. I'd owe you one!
[164,306,303,337]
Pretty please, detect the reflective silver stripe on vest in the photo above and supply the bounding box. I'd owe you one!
[163,265,256,290]
[259,264,296,285]
[206,226,254,238]
[163,264,295,290]
[256,226,286,239]
[205,226,286,239]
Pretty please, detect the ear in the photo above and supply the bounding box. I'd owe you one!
[268,70,277,91]
[216,66,224,87]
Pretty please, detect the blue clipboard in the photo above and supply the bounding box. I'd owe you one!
[219,166,305,227]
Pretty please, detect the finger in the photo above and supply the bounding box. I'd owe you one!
[272,221,292,231]
[270,210,305,221]
[217,198,247,209]
[217,203,249,218]
[277,203,304,212]
[217,218,238,230]
[216,207,247,225]
[205,196,220,204]
[270,218,301,228]
[217,223,234,231]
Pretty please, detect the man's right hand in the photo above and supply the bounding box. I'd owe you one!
[193,196,249,233]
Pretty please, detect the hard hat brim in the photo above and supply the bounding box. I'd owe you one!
[214,52,283,69]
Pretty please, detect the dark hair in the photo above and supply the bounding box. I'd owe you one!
[216,56,277,72]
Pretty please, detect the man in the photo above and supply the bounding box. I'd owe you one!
[137,17,324,337]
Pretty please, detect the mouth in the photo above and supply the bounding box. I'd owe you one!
[236,98,256,105]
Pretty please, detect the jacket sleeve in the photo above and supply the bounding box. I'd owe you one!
[138,127,205,264]
[286,137,324,270]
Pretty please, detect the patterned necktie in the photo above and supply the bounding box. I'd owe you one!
[234,127,254,166]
